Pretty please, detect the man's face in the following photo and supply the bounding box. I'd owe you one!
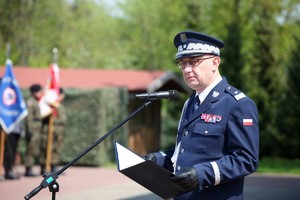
[177,55,220,92]
[32,90,43,99]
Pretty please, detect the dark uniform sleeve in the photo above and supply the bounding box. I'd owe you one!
[153,149,175,172]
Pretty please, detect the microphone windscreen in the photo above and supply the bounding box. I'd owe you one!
[168,90,179,99]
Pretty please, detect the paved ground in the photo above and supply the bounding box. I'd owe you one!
[1,165,160,200]
[244,173,300,200]
[1,165,300,200]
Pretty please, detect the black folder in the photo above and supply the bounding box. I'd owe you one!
[114,141,185,199]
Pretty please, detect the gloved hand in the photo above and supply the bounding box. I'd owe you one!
[170,167,198,191]
[143,153,157,163]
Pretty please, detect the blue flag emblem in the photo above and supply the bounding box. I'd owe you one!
[0,59,28,133]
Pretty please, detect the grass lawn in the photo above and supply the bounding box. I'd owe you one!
[257,157,300,174]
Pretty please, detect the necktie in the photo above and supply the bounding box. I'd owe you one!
[192,95,200,114]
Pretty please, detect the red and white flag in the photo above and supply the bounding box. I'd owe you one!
[243,119,253,126]
[45,63,60,104]
[48,63,60,95]
[38,63,60,117]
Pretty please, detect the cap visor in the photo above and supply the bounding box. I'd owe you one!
[175,53,204,60]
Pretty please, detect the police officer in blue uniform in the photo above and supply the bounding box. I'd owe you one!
[145,31,259,200]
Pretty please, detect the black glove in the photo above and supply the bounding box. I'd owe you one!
[170,167,199,191]
[143,153,157,163]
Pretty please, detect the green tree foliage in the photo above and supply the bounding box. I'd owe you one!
[0,0,125,68]
[242,0,300,157]
[242,0,284,157]
[116,0,188,70]
[0,0,36,64]
[58,0,124,68]
[220,0,244,87]
[29,0,68,65]
[278,33,300,158]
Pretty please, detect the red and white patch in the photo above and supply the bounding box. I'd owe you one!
[243,119,253,126]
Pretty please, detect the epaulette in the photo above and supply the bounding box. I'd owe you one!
[226,86,246,101]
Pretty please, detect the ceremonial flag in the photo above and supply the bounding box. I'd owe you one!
[44,62,60,173]
[48,63,60,96]
[0,59,28,134]
[39,63,60,118]
[44,63,60,105]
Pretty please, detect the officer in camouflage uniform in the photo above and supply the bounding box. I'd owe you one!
[38,87,67,174]
[52,88,67,172]
[24,84,43,177]
[40,88,67,173]
[39,114,49,175]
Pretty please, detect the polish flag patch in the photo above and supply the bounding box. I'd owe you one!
[243,119,253,126]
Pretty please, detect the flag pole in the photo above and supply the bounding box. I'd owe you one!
[6,42,11,58]
[0,129,6,175]
[45,114,54,173]
[45,47,59,173]
[52,47,58,63]
[0,45,28,177]
[0,43,11,175]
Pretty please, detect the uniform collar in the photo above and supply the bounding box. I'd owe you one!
[186,77,228,125]
[196,76,222,104]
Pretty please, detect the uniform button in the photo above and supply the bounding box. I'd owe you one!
[204,130,208,135]
[205,185,209,189]
[184,130,188,136]
[180,148,184,153]
[227,86,231,89]
[177,166,181,171]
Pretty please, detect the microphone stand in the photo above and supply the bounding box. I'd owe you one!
[24,100,153,200]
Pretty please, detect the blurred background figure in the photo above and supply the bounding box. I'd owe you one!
[39,87,66,174]
[24,84,43,177]
[3,122,23,180]
[51,87,67,172]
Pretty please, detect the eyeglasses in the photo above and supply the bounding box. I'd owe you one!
[176,56,215,69]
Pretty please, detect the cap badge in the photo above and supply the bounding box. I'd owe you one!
[180,33,187,42]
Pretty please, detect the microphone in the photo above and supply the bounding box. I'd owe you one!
[135,90,178,100]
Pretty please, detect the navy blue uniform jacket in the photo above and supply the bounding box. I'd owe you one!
[154,78,259,200]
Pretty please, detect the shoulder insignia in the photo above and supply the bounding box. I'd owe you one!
[234,92,246,100]
[226,86,246,101]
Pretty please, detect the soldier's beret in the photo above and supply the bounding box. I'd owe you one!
[29,84,42,93]
[174,31,225,60]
